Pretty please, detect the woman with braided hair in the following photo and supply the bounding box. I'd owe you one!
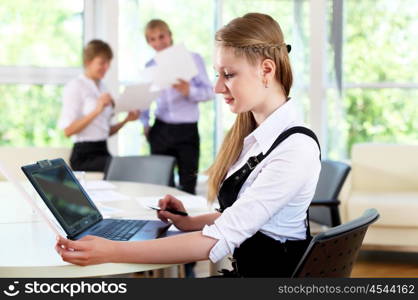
[55,13,321,278]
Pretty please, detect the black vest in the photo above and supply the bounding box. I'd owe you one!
[217,126,321,277]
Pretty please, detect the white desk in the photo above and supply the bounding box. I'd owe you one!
[0,181,209,278]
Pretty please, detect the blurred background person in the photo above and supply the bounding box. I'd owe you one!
[140,19,214,195]
[59,39,139,172]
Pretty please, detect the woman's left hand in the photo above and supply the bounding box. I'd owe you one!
[55,235,117,266]
[125,110,140,122]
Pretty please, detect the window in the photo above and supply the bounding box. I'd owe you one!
[0,1,83,67]
[0,85,66,146]
[0,0,84,147]
[327,0,418,158]
[4,0,416,171]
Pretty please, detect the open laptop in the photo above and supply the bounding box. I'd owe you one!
[21,158,170,241]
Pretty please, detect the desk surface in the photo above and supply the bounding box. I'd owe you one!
[0,181,208,278]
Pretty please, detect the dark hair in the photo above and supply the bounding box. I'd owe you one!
[83,40,113,66]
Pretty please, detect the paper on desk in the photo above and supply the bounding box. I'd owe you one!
[81,180,116,191]
[88,190,131,203]
[114,82,160,113]
[95,203,124,218]
[136,195,209,210]
[153,43,198,90]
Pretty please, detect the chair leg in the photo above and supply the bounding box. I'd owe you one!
[331,206,341,227]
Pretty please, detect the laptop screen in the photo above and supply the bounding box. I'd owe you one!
[29,163,101,235]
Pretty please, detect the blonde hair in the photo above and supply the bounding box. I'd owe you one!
[144,19,172,43]
[83,40,113,66]
[207,13,293,202]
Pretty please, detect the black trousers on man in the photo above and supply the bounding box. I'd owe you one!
[149,119,199,195]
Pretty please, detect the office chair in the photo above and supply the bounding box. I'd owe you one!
[309,160,351,227]
[292,208,379,277]
[104,155,176,187]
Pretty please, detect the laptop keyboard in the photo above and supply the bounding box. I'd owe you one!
[94,219,147,241]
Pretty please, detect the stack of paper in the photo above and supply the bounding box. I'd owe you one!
[94,203,124,218]
[83,180,132,217]
[81,180,117,190]
[115,43,198,113]
[87,190,131,203]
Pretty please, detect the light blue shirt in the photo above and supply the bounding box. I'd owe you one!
[140,52,214,126]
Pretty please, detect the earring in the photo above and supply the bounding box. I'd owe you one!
[263,79,269,88]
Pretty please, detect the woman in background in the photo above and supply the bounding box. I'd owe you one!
[58,40,139,172]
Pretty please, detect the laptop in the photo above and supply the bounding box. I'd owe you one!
[21,158,170,241]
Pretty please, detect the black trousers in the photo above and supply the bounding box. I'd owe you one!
[149,119,199,195]
[70,141,110,172]
[232,232,310,277]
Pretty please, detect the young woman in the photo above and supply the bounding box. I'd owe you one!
[140,19,214,195]
[55,13,321,277]
[58,40,139,172]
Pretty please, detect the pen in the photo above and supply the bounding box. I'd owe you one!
[148,205,188,216]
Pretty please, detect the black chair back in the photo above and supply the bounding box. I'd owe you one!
[104,155,176,187]
[310,160,351,227]
[292,208,379,277]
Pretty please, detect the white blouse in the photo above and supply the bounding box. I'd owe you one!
[202,100,321,263]
[58,74,113,142]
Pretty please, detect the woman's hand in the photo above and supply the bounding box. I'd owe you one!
[125,110,140,122]
[172,79,190,97]
[109,110,140,136]
[64,93,112,137]
[55,235,117,266]
[95,93,113,113]
[157,194,192,231]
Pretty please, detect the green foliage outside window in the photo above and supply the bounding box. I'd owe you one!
[327,0,418,158]
[0,85,70,147]
[0,0,82,149]
[0,0,83,67]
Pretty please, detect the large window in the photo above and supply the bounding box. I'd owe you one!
[327,0,418,158]
[3,0,417,170]
[0,0,84,147]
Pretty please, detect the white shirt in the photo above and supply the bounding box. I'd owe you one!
[58,74,113,142]
[202,100,321,263]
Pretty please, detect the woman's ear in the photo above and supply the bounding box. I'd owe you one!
[260,59,276,88]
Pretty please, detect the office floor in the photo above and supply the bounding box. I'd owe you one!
[351,250,418,277]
